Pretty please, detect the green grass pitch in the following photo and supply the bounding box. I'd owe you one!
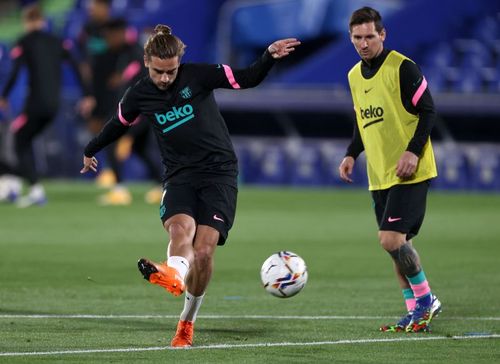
[1,181,499,363]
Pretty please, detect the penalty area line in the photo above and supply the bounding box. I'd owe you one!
[0,334,499,357]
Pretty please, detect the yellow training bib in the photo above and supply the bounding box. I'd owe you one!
[348,51,437,190]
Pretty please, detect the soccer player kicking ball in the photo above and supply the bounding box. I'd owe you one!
[81,24,300,347]
[338,7,441,333]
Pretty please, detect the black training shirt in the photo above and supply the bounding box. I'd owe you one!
[2,30,87,114]
[85,50,277,186]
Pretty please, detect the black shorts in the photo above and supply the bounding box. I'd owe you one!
[159,181,238,245]
[371,180,430,240]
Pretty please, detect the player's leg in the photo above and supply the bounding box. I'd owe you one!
[138,213,195,296]
[393,261,415,311]
[13,113,51,207]
[171,182,237,347]
[378,231,418,331]
[171,225,219,348]
[98,139,132,206]
[138,184,197,295]
[373,189,412,331]
[186,225,219,295]
[0,161,22,202]
[378,182,441,332]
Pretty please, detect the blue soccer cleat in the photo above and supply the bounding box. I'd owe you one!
[406,294,442,333]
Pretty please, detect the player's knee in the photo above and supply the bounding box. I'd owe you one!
[168,222,195,243]
[378,231,405,252]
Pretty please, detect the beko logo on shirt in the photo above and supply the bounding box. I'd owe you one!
[360,105,384,129]
[154,104,195,133]
[360,105,383,119]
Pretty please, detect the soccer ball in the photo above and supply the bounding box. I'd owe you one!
[260,251,308,298]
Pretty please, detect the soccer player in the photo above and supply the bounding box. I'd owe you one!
[0,4,94,207]
[338,7,441,333]
[98,18,162,205]
[80,24,300,346]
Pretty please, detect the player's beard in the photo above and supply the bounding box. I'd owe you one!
[156,81,170,90]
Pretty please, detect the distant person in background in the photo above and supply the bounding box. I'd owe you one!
[338,7,441,333]
[0,3,93,207]
[98,18,163,205]
[80,24,300,347]
[77,0,119,190]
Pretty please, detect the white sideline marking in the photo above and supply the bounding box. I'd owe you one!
[0,314,499,321]
[1,335,499,357]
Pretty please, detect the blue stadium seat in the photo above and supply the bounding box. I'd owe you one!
[422,66,446,93]
[423,43,454,69]
[464,144,500,190]
[454,69,482,93]
[287,142,324,186]
[472,16,500,48]
[231,1,324,48]
[432,143,470,190]
[480,66,498,93]
[252,142,289,185]
[232,139,254,184]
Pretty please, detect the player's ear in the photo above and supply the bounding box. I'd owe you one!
[380,28,386,41]
[143,55,149,68]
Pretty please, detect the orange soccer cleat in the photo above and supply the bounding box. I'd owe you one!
[137,258,185,296]
[171,320,194,347]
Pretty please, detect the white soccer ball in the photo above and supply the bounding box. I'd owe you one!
[260,251,308,298]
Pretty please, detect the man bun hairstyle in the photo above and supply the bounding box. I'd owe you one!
[144,24,186,60]
[349,6,384,33]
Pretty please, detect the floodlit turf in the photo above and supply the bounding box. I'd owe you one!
[1,181,499,363]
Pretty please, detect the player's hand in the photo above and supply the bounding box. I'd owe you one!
[268,38,301,59]
[339,156,355,183]
[396,151,418,178]
[80,155,98,174]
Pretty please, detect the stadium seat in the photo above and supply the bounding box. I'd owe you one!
[287,141,324,186]
[232,139,253,184]
[252,142,289,185]
[472,16,500,48]
[422,43,454,69]
[422,66,446,93]
[464,144,500,190]
[454,69,482,93]
[432,143,470,190]
[480,66,498,93]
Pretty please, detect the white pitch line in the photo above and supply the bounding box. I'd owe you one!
[0,314,499,321]
[0,334,499,357]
